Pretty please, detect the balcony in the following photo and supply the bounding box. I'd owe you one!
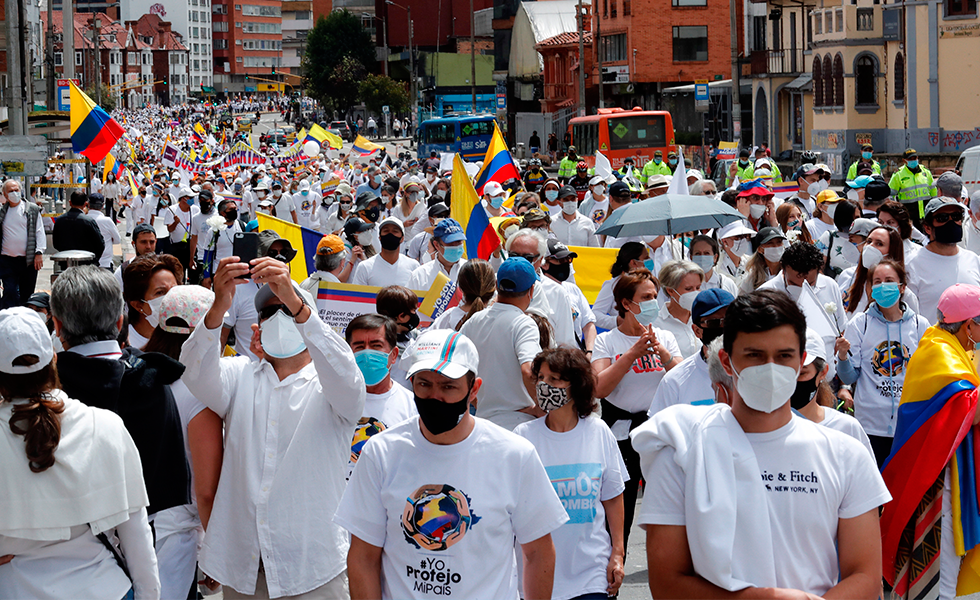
[750,49,806,76]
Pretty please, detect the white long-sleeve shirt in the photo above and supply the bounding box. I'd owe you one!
[179,311,365,597]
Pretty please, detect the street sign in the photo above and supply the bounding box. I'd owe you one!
[382,105,390,114]
[694,80,709,101]
[56,78,80,112]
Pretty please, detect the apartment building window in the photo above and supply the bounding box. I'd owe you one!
[673,0,707,7]
[822,55,833,105]
[611,0,617,17]
[857,8,874,30]
[128,51,137,63]
[603,0,607,16]
[143,53,149,64]
[855,53,878,105]
[812,56,823,106]
[75,51,83,65]
[55,51,63,66]
[623,0,630,15]
[241,4,281,16]
[833,54,844,106]
[672,26,708,61]
[814,10,822,34]
[946,0,977,16]
[751,16,766,51]
[109,52,116,64]
[824,12,832,33]
[894,53,905,101]
[600,33,628,62]
[835,8,843,31]
[214,22,228,31]
[213,4,226,13]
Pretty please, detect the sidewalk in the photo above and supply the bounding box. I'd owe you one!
[36,213,134,293]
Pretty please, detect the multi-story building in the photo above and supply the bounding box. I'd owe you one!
[809,0,980,170]
[120,0,212,94]
[130,14,191,104]
[282,0,313,77]
[212,0,283,95]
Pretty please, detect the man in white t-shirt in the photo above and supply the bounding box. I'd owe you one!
[344,313,417,479]
[292,179,320,230]
[407,217,466,291]
[270,181,298,224]
[86,194,121,269]
[459,257,542,431]
[907,196,980,322]
[650,288,733,414]
[163,187,201,274]
[632,289,890,599]
[351,217,420,288]
[335,328,568,600]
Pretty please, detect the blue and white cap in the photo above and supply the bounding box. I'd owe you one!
[405,330,480,380]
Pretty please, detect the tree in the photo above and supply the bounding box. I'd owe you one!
[359,74,410,118]
[328,56,367,115]
[303,10,376,105]
[85,83,116,111]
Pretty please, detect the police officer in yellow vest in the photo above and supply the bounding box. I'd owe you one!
[558,146,579,182]
[846,143,882,181]
[640,150,672,184]
[618,156,638,178]
[726,148,755,187]
[754,147,782,183]
[888,148,936,226]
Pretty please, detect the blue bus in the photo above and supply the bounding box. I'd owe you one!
[417,115,497,162]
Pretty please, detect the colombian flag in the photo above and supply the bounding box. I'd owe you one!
[306,124,344,150]
[321,176,341,195]
[103,154,124,181]
[473,123,521,196]
[255,213,324,283]
[350,134,382,157]
[881,325,980,599]
[69,82,124,164]
[192,122,207,145]
[450,153,499,260]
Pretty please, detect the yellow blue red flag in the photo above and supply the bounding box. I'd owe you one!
[473,122,521,196]
[69,81,124,163]
[350,134,383,157]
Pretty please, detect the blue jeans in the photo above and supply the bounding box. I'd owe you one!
[0,254,39,309]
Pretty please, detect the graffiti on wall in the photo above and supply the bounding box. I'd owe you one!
[812,130,845,150]
[927,128,980,152]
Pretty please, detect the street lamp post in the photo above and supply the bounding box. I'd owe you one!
[367,13,388,77]
[386,0,415,132]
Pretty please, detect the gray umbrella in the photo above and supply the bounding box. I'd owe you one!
[595,194,746,238]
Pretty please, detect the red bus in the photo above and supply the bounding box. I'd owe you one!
[568,108,677,170]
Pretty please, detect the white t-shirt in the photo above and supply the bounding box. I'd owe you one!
[292,192,320,229]
[164,205,199,244]
[649,351,714,416]
[701,269,739,297]
[429,306,466,331]
[513,416,628,600]
[334,417,569,600]
[653,311,699,360]
[408,258,464,292]
[459,303,542,430]
[814,409,875,458]
[906,247,980,324]
[128,324,149,351]
[201,220,243,272]
[583,197,609,226]
[190,209,216,260]
[804,217,835,242]
[270,192,295,216]
[351,253,421,288]
[347,383,417,480]
[815,229,859,276]
[592,327,681,414]
[638,416,891,596]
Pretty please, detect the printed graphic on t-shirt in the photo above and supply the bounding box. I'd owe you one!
[614,352,665,374]
[761,468,821,495]
[545,463,601,524]
[590,209,606,224]
[350,416,387,464]
[871,340,909,377]
[300,198,314,212]
[402,484,480,552]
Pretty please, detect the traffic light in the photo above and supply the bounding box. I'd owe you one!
[245,74,250,80]
[272,66,276,75]
[162,76,168,85]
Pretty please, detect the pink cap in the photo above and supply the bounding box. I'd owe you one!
[938,284,980,322]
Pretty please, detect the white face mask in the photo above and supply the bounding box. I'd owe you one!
[749,204,767,220]
[763,245,785,263]
[356,232,373,246]
[593,185,606,197]
[732,361,800,413]
[7,191,21,204]
[840,240,860,266]
[143,295,165,328]
[562,200,578,215]
[260,310,307,359]
[862,244,884,269]
[807,180,829,196]
[691,254,715,273]
[674,289,699,311]
[785,284,803,301]
[731,238,750,256]
[824,203,838,220]
[846,189,860,201]
[436,189,447,199]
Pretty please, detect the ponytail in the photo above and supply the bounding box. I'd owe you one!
[1,358,64,473]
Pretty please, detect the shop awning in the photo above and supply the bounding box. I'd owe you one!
[783,73,812,92]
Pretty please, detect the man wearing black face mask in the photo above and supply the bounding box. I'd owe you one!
[649,288,734,412]
[335,328,568,600]
[791,328,874,455]
[906,196,980,324]
[350,217,420,287]
[542,239,597,353]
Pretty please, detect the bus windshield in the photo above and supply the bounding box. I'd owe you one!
[460,120,493,138]
[606,115,667,151]
[425,122,456,144]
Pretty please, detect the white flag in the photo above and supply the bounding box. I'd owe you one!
[594,151,613,180]
[666,148,689,196]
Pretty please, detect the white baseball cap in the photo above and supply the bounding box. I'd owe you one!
[803,327,827,366]
[718,221,756,239]
[0,307,54,374]
[405,330,480,380]
[484,181,505,197]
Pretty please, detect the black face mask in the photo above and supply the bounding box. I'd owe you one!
[700,326,724,348]
[225,208,238,222]
[791,375,819,410]
[414,383,472,435]
[200,201,214,214]
[362,206,381,223]
[404,311,420,331]
[379,233,402,251]
[934,221,964,244]
[543,262,571,282]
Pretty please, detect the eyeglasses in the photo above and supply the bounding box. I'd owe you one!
[700,318,725,329]
[509,253,540,263]
[932,212,964,225]
[259,304,293,321]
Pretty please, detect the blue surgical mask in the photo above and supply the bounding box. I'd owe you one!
[654,158,662,165]
[545,189,559,202]
[631,299,660,327]
[669,159,678,166]
[354,348,392,386]
[489,194,505,209]
[301,190,309,196]
[643,258,655,272]
[908,160,919,169]
[442,244,465,263]
[374,175,382,184]
[692,254,715,273]
[862,151,873,160]
[185,196,196,205]
[871,282,901,309]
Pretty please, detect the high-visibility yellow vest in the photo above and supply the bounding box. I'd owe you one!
[888,165,935,204]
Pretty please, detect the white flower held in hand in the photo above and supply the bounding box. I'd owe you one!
[824,302,837,315]
[206,214,228,232]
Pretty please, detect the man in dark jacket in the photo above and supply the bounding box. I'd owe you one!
[50,265,190,516]
[52,191,106,260]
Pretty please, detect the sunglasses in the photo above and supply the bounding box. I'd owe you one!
[509,253,540,262]
[259,304,293,321]
[700,318,725,329]
[932,212,964,225]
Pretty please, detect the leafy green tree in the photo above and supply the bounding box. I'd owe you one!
[359,74,409,117]
[328,56,366,115]
[303,10,376,105]
[85,83,116,111]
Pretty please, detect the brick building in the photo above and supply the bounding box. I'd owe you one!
[212,0,284,95]
[537,30,593,113]
[129,14,192,105]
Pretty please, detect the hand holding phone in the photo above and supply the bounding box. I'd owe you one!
[232,232,260,279]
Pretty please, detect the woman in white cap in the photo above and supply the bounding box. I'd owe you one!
[0,307,160,599]
[715,221,754,282]
[144,286,224,600]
